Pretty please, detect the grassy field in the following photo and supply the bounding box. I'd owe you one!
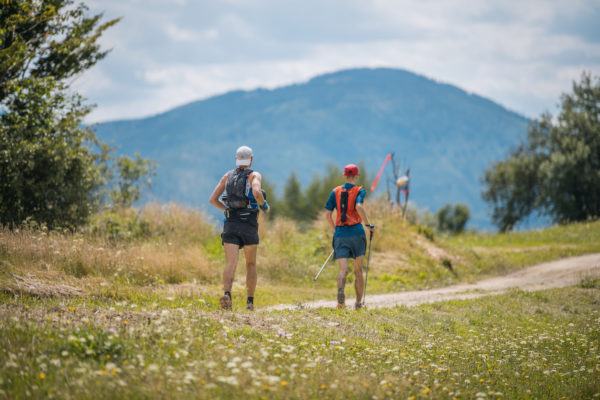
[1,285,598,399]
[1,204,599,398]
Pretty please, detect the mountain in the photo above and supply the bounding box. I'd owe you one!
[93,68,529,229]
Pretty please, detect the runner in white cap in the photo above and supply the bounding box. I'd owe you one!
[209,145,270,311]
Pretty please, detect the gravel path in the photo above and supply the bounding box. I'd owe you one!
[267,253,600,311]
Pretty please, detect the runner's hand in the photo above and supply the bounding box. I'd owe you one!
[259,201,270,214]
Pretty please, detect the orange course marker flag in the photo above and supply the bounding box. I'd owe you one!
[370,154,393,192]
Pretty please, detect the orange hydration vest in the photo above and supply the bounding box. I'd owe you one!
[334,185,363,226]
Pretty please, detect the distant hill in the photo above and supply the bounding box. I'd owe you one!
[93,68,529,229]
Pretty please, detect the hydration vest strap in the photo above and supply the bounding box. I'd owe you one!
[340,189,349,223]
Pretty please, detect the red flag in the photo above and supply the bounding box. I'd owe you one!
[371,154,393,192]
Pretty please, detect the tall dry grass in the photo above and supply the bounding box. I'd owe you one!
[139,203,217,245]
[258,215,328,281]
[0,199,450,294]
[0,204,222,290]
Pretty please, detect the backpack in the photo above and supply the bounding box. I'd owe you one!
[225,169,253,209]
[334,185,362,226]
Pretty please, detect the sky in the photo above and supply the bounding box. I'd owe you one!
[77,0,600,123]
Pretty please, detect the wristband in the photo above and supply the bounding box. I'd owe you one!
[259,201,269,211]
[365,224,375,228]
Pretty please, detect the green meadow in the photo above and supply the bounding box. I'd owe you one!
[1,204,599,398]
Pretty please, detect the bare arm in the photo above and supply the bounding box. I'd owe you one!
[356,203,375,233]
[209,174,228,212]
[326,209,335,230]
[250,172,269,213]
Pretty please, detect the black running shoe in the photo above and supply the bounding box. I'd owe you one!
[337,288,345,305]
[220,295,232,311]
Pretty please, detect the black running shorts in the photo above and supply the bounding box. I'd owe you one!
[333,235,366,260]
[221,220,259,248]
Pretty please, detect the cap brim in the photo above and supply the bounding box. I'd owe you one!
[236,159,251,166]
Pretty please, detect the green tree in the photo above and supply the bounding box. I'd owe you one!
[0,1,120,228]
[355,160,371,191]
[304,164,345,220]
[482,72,600,231]
[281,172,307,221]
[107,153,157,208]
[436,203,470,234]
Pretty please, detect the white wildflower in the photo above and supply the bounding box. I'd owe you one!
[183,372,195,384]
[216,376,238,386]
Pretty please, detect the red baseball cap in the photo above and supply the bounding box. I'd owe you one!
[344,164,359,176]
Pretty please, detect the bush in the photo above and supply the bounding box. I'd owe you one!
[88,209,151,242]
[436,203,470,234]
[414,225,435,241]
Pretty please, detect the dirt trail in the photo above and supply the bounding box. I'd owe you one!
[267,253,600,311]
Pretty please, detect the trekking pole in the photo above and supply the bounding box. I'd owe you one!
[314,250,334,281]
[363,229,374,307]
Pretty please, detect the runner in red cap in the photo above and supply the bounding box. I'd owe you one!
[324,164,375,309]
[344,164,359,176]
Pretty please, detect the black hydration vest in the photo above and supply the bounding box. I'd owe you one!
[224,169,258,223]
[226,168,253,209]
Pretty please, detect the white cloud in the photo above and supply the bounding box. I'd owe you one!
[71,68,114,94]
[164,23,199,42]
[79,0,600,122]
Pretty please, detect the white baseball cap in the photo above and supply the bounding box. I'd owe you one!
[235,145,253,166]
